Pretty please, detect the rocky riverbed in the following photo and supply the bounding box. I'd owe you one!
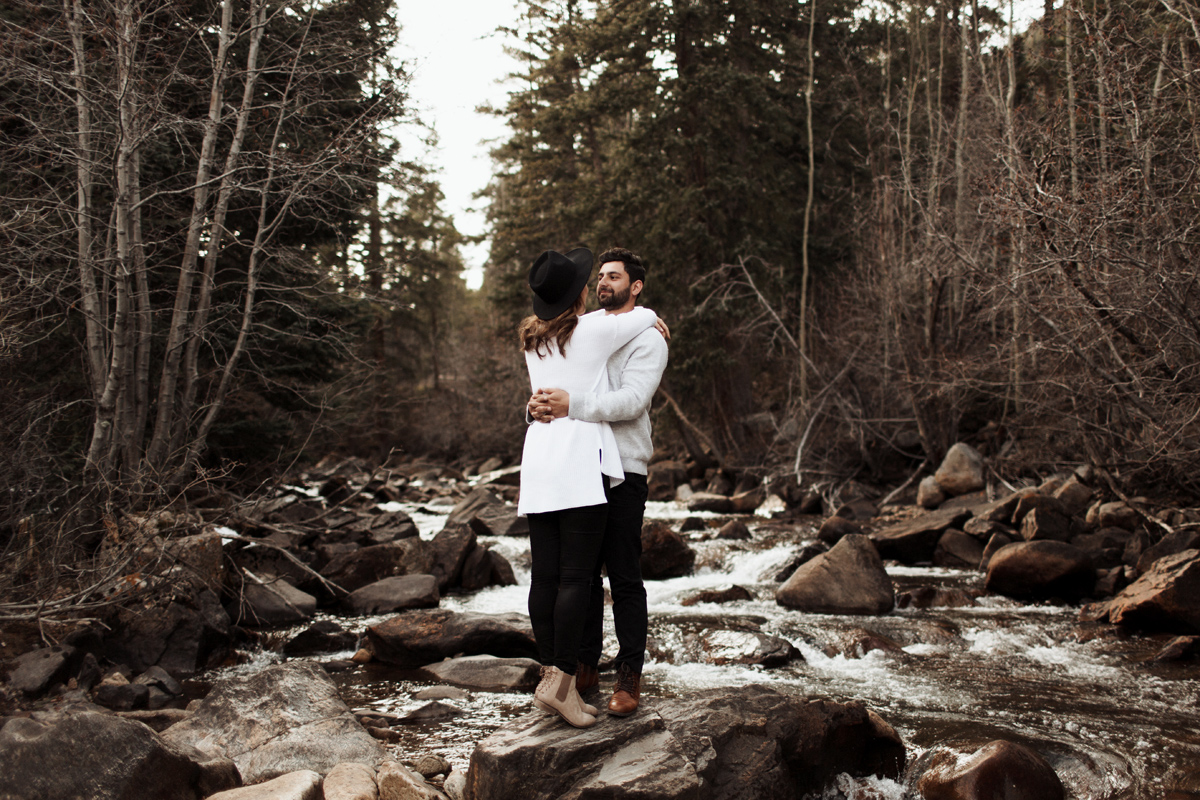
[4,443,1200,799]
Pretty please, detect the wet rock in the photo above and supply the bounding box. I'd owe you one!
[207,770,323,800]
[729,487,765,513]
[717,520,751,540]
[428,523,477,590]
[1012,493,1069,527]
[1098,549,1200,633]
[895,586,982,609]
[0,711,239,800]
[917,739,1064,800]
[162,661,385,784]
[7,644,78,696]
[833,628,906,658]
[640,521,697,579]
[917,476,947,509]
[469,503,529,538]
[365,609,538,668]
[459,543,496,591]
[773,541,828,582]
[968,489,1037,524]
[934,530,986,568]
[1019,506,1074,543]
[979,532,1014,571]
[1071,528,1133,570]
[870,508,971,564]
[378,759,446,799]
[817,514,861,545]
[323,761,378,800]
[679,516,707,533]
[681,585,754,606]
[1135,530,1200,576]
[413,686,471,701]
[414,753,453,779]
[933,443,986,497]
[417,655,541,692]
[321,538,435,594]
[687,492,734,514]
[835,498,880,521]
[488,549,518,586]
[446,487,502,526]
[343,574,440,615]
[962,516,1015,540]
[984,541,1095,601]
[776,534,895,615]
[1151,635,1200,662]
[230,576,317,627]
[698,630,799,667]
[117,707,191,732]
[283,620,359,656]
[102,588,232,677]
[465,685,904,799]
[1092,566,1130,598]
[399,702,465,724]
[94,679,150,711]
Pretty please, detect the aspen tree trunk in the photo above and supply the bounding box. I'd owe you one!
[146,0,235,472]
[1066,0,1080,200]
[799,0,816,399]
[952,0,972,329]
[1004,0,1024,413]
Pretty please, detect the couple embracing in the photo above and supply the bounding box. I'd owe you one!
[517,246,669,729]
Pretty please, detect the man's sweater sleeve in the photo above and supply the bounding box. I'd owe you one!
[567,333,668,423]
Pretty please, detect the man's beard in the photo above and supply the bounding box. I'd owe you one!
[598,285,631,310]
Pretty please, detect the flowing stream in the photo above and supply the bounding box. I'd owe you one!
[204,499,1200,799]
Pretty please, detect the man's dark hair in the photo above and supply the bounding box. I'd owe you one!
[597,247,646,284]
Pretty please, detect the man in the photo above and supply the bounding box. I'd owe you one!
[528,247,668,717]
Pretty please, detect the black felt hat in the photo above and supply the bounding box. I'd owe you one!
[528,248,594,321]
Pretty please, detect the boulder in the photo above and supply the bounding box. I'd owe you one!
[102,588,233,677]
[162,661,385,784]
[917,740,1064,800]
[648,460,688,502]
[1092,501,1139,531]
[933,530,986,569]
[413,754,452,779]
[870,508,971,564]
[206,770,323,800]
[378,759,446,800]
[680,585,754,606]
[717,520,751,540]
[417,655,541,692]
[488,549,519,586]
[917,476,946,509]
[697,630,798,667]
[429,524,477,590]
[687,492,733,514]
[933,443,986,496]
[164,529,227,589]
[817,515,861,545]
[984,541,1095,601]
[343,574,440,616]
[729,487,765,514]
[446,487,502,526]
[323,761,379,800]
[968,489,1037,524]
[7,644,79,696]
[464,685,904,799]
[640,522,696,580]
[0,711,239,800]
[321,539,435,594]
[459,544,494,591]
[1099,549,1200,633]
[1012,494,1069,527]
[1052,476,1094,517]
[364,609,538,668]
[283,620,359,656]
[1135,530,1200,576]
[469,504,529,538]
[1019,507,1073,543]
[978,532,1014,571]
[776,534,894,615]
[230,576,317,627]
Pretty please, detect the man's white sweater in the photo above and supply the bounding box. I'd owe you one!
[567,326,669,476]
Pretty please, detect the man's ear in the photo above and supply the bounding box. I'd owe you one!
[630,279,644,299]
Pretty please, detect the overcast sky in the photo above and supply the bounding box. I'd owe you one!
[394,2,522,290]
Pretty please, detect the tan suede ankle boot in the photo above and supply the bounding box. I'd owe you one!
[534,666,597,728]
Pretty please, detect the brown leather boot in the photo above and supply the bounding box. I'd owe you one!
[607,662,640,717]
[575,663,599,695]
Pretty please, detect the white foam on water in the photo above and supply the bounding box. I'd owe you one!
[644,500,722,520]
[793,642,969,709]
[645,659,781,690]
[376,502,450,540]
[443,582,529,616]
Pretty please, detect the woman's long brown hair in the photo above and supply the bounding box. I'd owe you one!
[519,290,587,357]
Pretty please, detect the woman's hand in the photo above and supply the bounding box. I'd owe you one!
[655,317,671,342]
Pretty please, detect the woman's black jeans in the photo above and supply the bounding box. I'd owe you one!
[527,502,607,674]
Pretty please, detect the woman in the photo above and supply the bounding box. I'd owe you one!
[518,247,659,728]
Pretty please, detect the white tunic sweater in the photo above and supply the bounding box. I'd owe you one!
[517,307,657,515]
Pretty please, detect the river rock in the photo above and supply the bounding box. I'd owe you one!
[231,576,317,627]
[321,538,435,594]
[102,587,232,677]
[979,532,1014,570]
[7,644,79,696]
[698,629,798,667]
[378,759,446,799]
[1135,530,1200,576]
[1096,549,1200,633]
[464,685,904,799]
[429,523,477,590]
[934,530,985,568]
[687,492,733,514]
[414,753,453,779]
[717,520,751,540]
[365,609,538,668]
[459,543,494,591]
[323,761,379,800]
[162,660,385,783]
[447,487,502,525]
[417,655,541,692]
[207,769,323,800]
[164,529,228,588]
[0,710,239,799]
[648,460,688,502]
[870,508,972,564]
[1053,476,1094,517]
[344,574,440,615]
[917,476,947,509]
[1012,493,1068,526]
[283,620,359,656]
[917,739,1064,800]
[640,522,696,579]
[1091,501,1139,531]
[469,503,529,537]
[776,534,894,615]
[984,541,1095,601]
[681,585,754,606]
[818,514,861,544]
[1070,528,1132,570]
[933,443,986,496]
[1019,506,1073,543]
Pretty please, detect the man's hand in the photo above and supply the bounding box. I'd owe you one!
[528,388,570,423]
[655,317,671,342]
